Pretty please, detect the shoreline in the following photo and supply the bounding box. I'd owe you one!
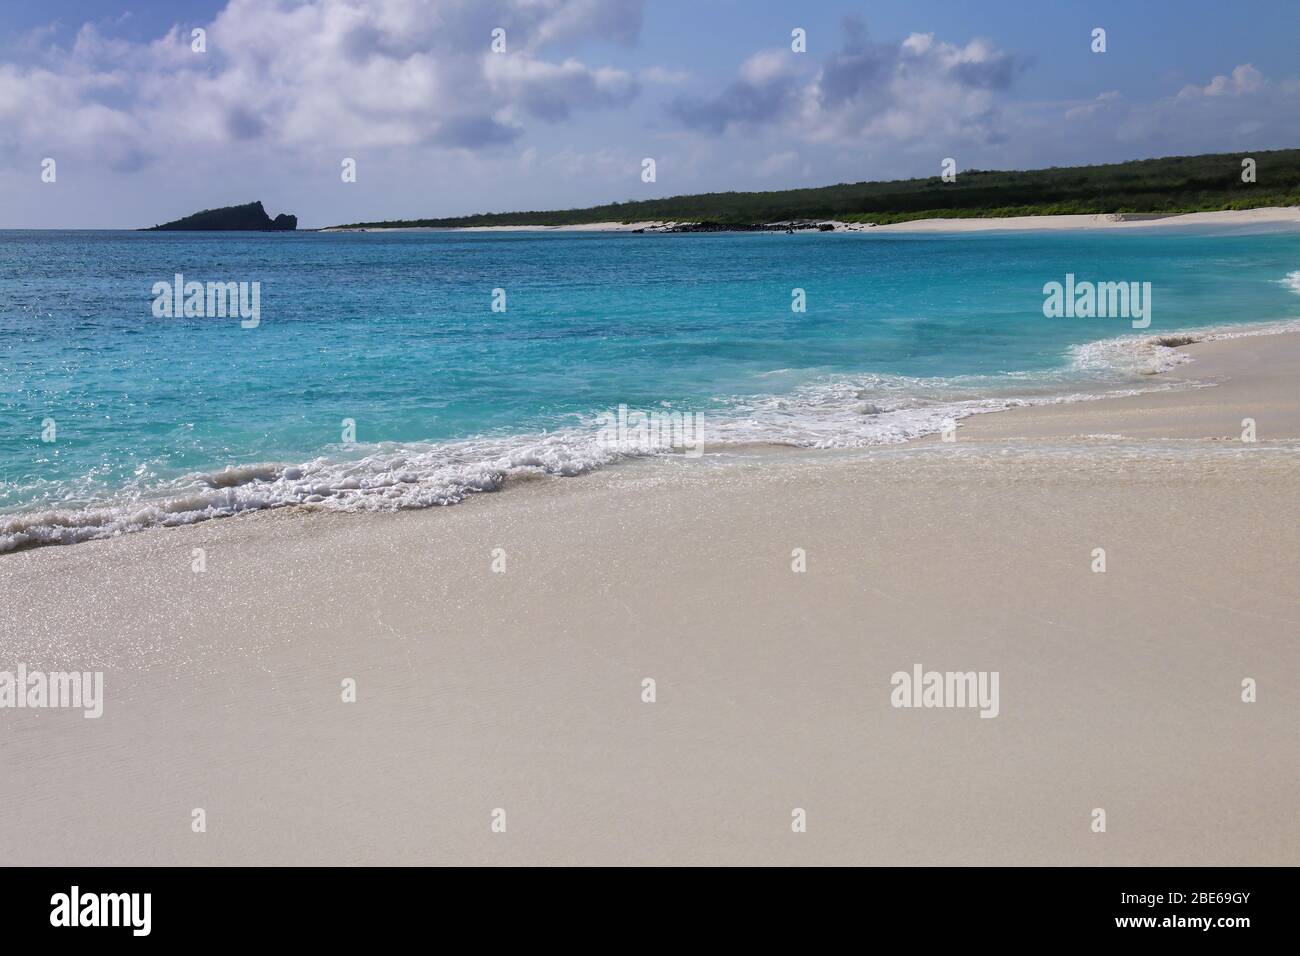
[5,317,1300,554]
[3,327,1297,864]
[321,205,1300,234]
[950,328,1300,443]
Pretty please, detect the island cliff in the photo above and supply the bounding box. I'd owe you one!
[144,201,297,231]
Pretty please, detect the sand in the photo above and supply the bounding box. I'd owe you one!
[323,206,1300,234]
[2,332,1298,866]
[868,206,1300,233]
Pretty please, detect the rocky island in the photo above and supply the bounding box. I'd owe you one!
[144,201,297,231]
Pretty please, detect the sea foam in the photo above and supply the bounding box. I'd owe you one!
[4,316,1299,553]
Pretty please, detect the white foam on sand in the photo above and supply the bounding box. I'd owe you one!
[1072,316,1300,374]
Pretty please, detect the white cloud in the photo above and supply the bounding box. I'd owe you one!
[739,49,795,86]
[0,0,645,162]
[669,20,1024,150]
[640,65,690,85]
[1065,90,1120,121]
[1055,63,1300,160]
[1178,63,1264,99]
[483,54,637,122]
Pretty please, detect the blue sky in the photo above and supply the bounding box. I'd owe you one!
[2,0,1298,228]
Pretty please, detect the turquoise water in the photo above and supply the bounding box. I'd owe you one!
[2,226,1299,548]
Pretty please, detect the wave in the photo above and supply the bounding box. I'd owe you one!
[0,434,624,551]
[4,316,1299,553]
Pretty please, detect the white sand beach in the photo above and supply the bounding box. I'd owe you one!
[2,330,1297,866]
[868,206,1300,233]
[323,206,1300,234]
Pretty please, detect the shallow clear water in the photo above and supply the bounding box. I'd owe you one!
[2,226,1299,548]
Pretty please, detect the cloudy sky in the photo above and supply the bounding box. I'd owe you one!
[2,0,1299,228]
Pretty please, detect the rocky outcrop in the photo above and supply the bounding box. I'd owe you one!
[144,201,297,231]
[653,219,838,234]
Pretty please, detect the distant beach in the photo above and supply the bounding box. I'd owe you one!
[321,205,1300,233]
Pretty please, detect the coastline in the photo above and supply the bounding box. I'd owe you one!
[10,0,1300,882]
[5,317,1300,553]
[3,329,1298,865]
[954,327,1300,441]
[868,205,1300,233]
[321,205,1300,234]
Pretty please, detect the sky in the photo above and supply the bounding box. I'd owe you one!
[2,0,1299,228]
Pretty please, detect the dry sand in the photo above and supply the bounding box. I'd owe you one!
[2,333,1298,866]
[325,206,1300,235]
[869,206,1300,233]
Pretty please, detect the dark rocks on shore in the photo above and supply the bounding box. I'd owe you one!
[659,219,838,234]
[143,201,297,231]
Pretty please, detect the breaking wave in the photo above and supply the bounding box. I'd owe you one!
[4,316,1299,552]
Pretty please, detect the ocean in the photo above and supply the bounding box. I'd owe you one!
[3,225,1299,550]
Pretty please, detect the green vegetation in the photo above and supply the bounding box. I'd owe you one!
[329,149,1300,229]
